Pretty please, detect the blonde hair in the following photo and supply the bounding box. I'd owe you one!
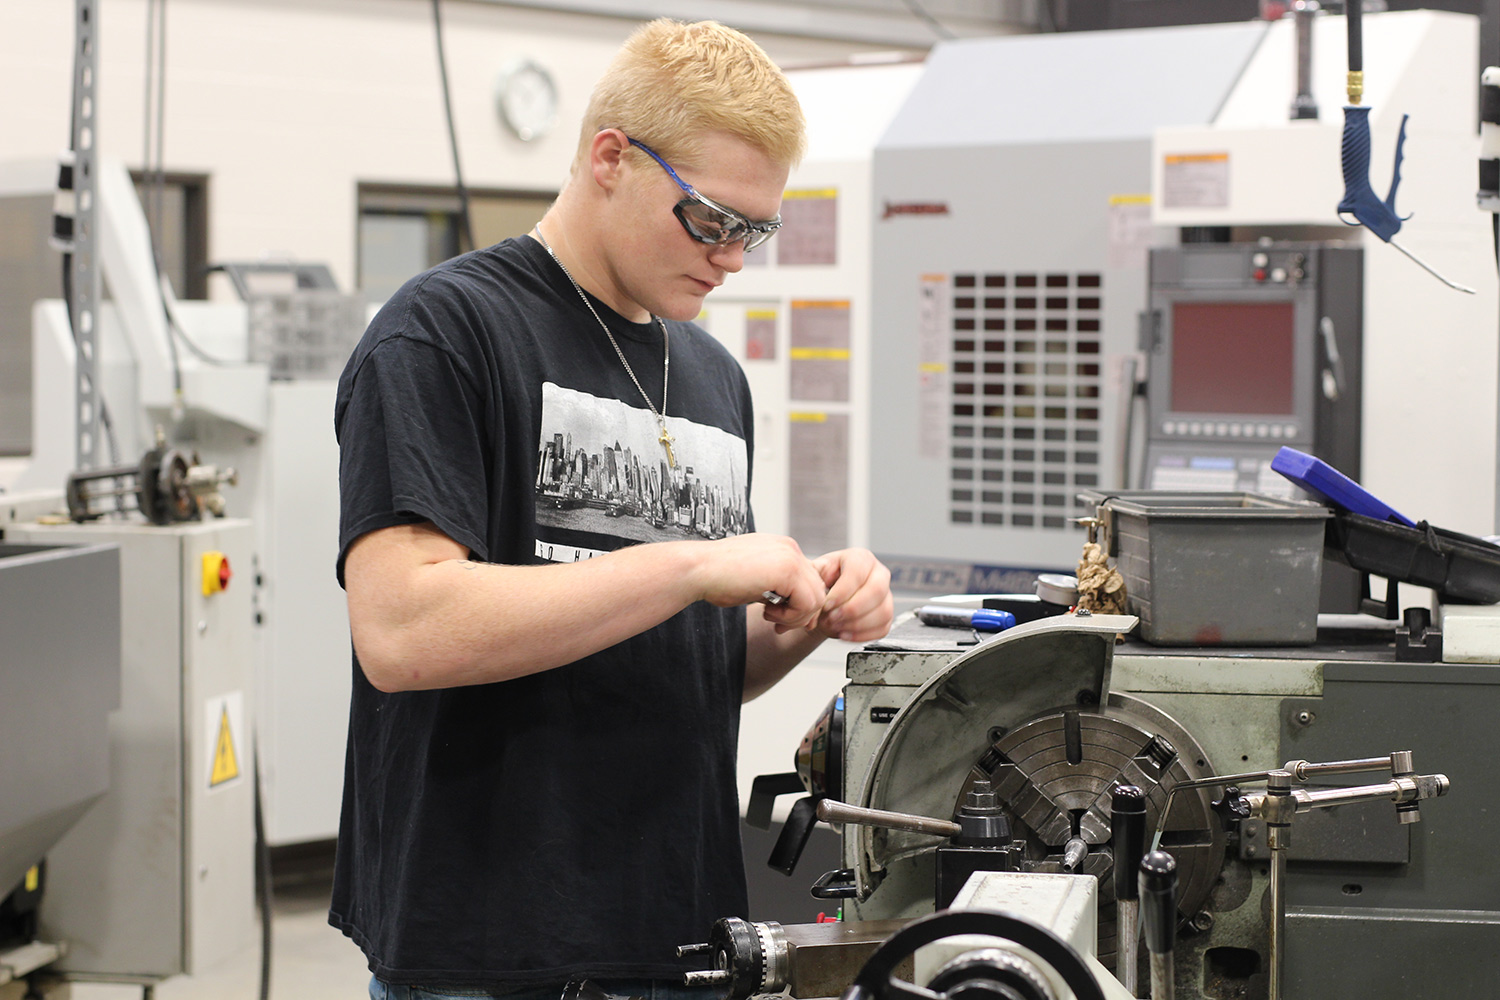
[575,19,807,173]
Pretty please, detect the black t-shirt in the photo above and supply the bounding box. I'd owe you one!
[330,236,754,988]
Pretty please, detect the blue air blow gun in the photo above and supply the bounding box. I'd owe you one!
[1336,1,1473,293]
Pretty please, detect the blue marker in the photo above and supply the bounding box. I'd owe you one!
[916,605,1017,632]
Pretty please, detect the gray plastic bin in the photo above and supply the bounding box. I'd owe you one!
[1080,491,1330,646]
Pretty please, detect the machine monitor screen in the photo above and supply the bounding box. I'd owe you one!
[1170,301,1295,415]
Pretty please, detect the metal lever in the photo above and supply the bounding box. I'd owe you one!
[814,799,962,839]
[767,796,822,876]
[1112,784,1147,997]
[1140,850,1177,1000]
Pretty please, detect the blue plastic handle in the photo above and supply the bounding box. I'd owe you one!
[1336,106,1410,243]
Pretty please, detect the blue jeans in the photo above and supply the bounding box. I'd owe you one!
[369,977,727,1000]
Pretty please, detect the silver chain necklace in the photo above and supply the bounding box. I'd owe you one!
[535,226,676,469]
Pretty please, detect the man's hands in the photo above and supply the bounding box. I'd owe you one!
[807,547,894,642]
[693,533,893,642]
[693,533,829,625]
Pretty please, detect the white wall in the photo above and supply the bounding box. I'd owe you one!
[0,0,922,297]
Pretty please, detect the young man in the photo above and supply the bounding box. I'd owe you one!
[331,18,894,1000]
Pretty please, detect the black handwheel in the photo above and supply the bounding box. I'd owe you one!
[839,909,1106,1000]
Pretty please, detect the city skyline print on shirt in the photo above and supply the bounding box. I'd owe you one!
[534,381,750,561]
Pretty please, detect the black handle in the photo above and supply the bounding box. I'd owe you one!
[748,772,807,831]
[810,867,859,900]
[1111,784,1146,902]
[1139,850,1178,956]
[767,795,821,876]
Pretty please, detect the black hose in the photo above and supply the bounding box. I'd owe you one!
[1347,0,1362,74]
[431,0,474,254]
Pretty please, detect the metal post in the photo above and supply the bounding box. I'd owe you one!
[71,0,102,471]
[1290,2,1320,121]
[1263,770,1294,1000]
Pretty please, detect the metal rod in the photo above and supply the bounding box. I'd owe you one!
[1149,953,1173,1000]
[683,970,731,987]
[815,799,961,838]
[1283,755,1396,779]
[1297,781,1407,811]
[1242,776,1449,816]
[1262,770,1295,1000]
[1117,899,1139,996]
[1268,844,1287,1000]
[77,485,138,500]
[1388,239,1477,293]
[1291,2,1319,120]
[72,0,102,471]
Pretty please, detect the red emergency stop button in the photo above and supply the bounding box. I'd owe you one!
[202,551,232,596]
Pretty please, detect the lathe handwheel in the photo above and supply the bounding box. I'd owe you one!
[839,909,1105,1000]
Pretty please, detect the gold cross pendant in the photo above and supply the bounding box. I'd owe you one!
[658,425,677,469]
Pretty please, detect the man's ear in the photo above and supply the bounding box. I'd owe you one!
[590,129,631,193]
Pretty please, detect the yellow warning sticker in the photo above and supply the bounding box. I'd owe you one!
[25,866,39,892]
[211,707,239,785]
[205,691,245,790]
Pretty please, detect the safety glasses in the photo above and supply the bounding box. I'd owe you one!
[627,137,781,252]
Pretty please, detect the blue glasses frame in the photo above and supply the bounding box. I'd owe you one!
[626,137,781,252]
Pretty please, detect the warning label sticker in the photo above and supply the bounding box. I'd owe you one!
[1162,152,1230,209]
[205,691,245,790]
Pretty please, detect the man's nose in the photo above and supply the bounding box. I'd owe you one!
[708,240,745,273]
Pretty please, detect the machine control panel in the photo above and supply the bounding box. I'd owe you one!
[1138,242,1362,497]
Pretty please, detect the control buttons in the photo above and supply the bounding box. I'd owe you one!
[202,551,232,596]
[1161,421,1300,440]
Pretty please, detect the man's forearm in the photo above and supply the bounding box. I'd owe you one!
[353,541,711,691]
